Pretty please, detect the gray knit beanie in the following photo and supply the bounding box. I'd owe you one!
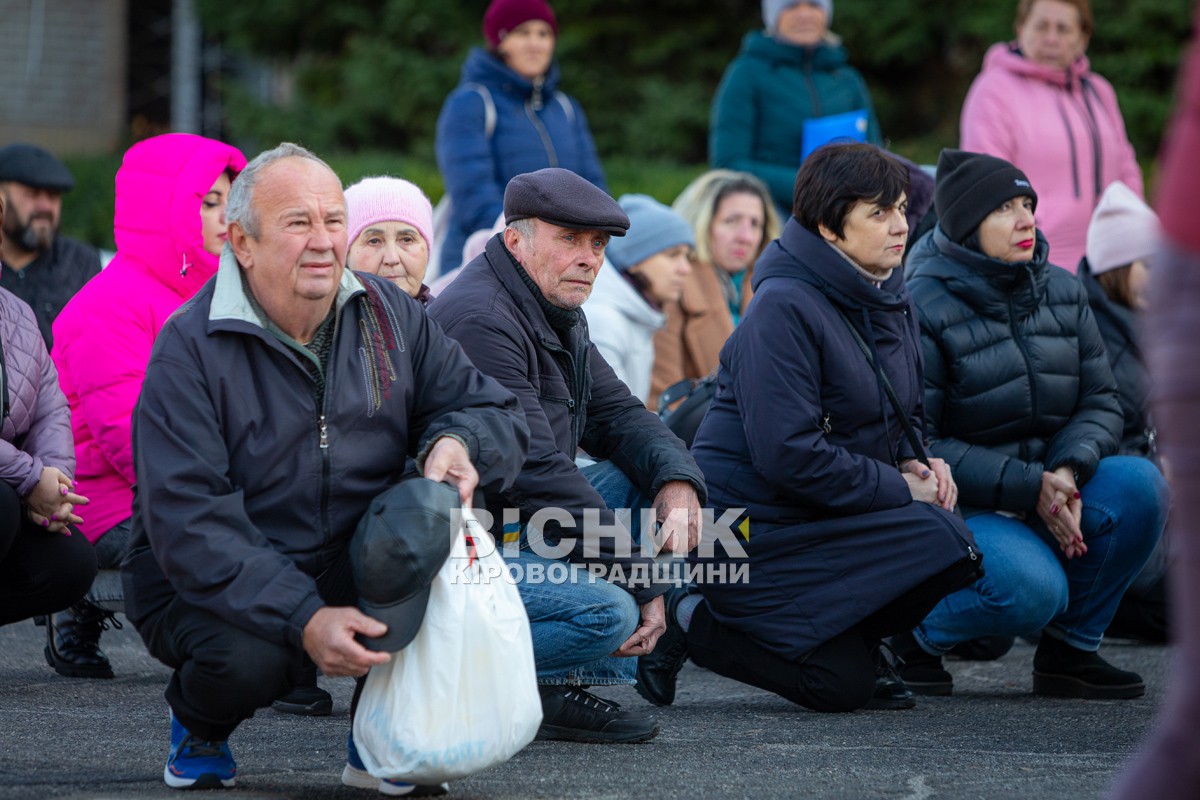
[762,0,832,31]
[606,195,695,273]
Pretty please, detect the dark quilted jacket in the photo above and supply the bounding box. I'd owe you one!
[905,227,1122,514]
[1079,259,1155,458]
[0,288,74,496]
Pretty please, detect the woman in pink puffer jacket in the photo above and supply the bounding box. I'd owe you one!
[959,0,1142,274]
[47,133,245,679]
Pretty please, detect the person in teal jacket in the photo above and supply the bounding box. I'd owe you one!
[709,0,882,214]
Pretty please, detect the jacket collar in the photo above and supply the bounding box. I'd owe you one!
[208,246,365,333]
[907,226,1051,318]
[753,217,911,312]
[741,30,848,70]
[463,47,562,98]
[984,42,1092,89]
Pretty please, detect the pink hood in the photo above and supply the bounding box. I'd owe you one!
[52,134,245,542]
[113,133,247,296]
[960,43,1143,273]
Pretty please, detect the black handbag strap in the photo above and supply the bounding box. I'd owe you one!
[833,306,929,467]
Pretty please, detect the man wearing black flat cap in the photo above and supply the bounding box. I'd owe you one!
[430,167,707,745]
[0,143,101,348]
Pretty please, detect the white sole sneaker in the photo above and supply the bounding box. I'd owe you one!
[341,763,449,796]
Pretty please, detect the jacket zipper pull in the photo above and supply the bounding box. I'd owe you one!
[319,414,329,449]
[821,412,831,434]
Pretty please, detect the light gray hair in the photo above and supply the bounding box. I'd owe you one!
[506,217,536,240]
[225,142,340,239]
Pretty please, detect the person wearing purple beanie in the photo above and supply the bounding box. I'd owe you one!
[434,0,607,277]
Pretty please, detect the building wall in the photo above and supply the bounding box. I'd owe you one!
[0,0,128,155]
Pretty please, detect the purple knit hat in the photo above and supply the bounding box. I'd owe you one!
[483,0,558,48]
[345,176,434,252]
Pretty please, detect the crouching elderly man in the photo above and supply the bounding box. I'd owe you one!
[120,143,528,792]
[429,168,707,744]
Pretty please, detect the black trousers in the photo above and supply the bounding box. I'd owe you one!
[687,559,977,713]
[136,547,358,741]
[0,481,96,626]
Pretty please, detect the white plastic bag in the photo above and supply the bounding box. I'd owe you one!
[353,509,541,784]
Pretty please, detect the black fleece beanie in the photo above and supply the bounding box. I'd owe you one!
[934,149,1038,243]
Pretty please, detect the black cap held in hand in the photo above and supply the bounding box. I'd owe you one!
[0,143,75,191]
[503,167,629,235]
[934,149,1038,243]
[350,479,459,653]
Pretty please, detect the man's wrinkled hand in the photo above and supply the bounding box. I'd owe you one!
[612,595,666,657]
[653,481,702,554]
[302,606,392,677]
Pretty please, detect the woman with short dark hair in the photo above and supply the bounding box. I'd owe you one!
[636,143,982,714]
[897,149,1167,699]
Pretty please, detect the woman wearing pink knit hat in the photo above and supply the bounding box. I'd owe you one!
[345,176,435,305]
[1079,180,1168,644]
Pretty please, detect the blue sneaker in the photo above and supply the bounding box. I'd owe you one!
[342,731,448,796]
[164,713,236,789]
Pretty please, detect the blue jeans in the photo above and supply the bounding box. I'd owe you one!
[506,461,649,686]
[915,456,1168,653]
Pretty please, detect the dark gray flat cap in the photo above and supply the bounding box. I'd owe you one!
[0,143,75,191]
[504,167,629,235]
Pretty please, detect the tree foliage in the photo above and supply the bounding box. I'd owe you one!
[195,0,1190,169]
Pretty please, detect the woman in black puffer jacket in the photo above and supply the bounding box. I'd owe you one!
[896,149,1168,701]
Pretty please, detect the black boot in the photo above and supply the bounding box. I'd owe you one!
[889,630,953,696]
[865,642,916,710]
[1032,634,1145,699]
[44,599,120,679]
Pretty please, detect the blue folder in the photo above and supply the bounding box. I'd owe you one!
[801,109,869,162]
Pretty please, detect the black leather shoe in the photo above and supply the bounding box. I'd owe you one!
[865,643,916,710]
[536,686,660,743]
[44,600,119,679]
[1032,635,1145,699]
[273,662,333,716]
[635,588,691,707]
[272,684,333,716]
[890,631,953,696]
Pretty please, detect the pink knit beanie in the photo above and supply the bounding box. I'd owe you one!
[483,0,558,48]
[1086,181,1160,274]
[345,176,434,252]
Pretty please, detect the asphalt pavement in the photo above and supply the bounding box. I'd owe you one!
[0,618,1171,799]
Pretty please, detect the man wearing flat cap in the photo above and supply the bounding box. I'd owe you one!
[122,143,528,792]
[430,167,707,745]
[0,143,101,348]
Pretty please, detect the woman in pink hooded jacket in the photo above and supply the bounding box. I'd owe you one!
[47,133,245,679]
[960,0,1141,274]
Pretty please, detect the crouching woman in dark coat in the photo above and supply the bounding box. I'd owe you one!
[896,149,1168,700]
[642,144,983,714]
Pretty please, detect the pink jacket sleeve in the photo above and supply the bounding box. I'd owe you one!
[58,307,155,486]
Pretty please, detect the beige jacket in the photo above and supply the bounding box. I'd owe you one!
[650,260,753,407]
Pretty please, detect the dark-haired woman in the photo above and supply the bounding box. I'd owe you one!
[636,143,982,714]
[897,149,1167,699]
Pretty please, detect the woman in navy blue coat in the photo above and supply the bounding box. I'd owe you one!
[636,144,982,714]
[434,0,606,276]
